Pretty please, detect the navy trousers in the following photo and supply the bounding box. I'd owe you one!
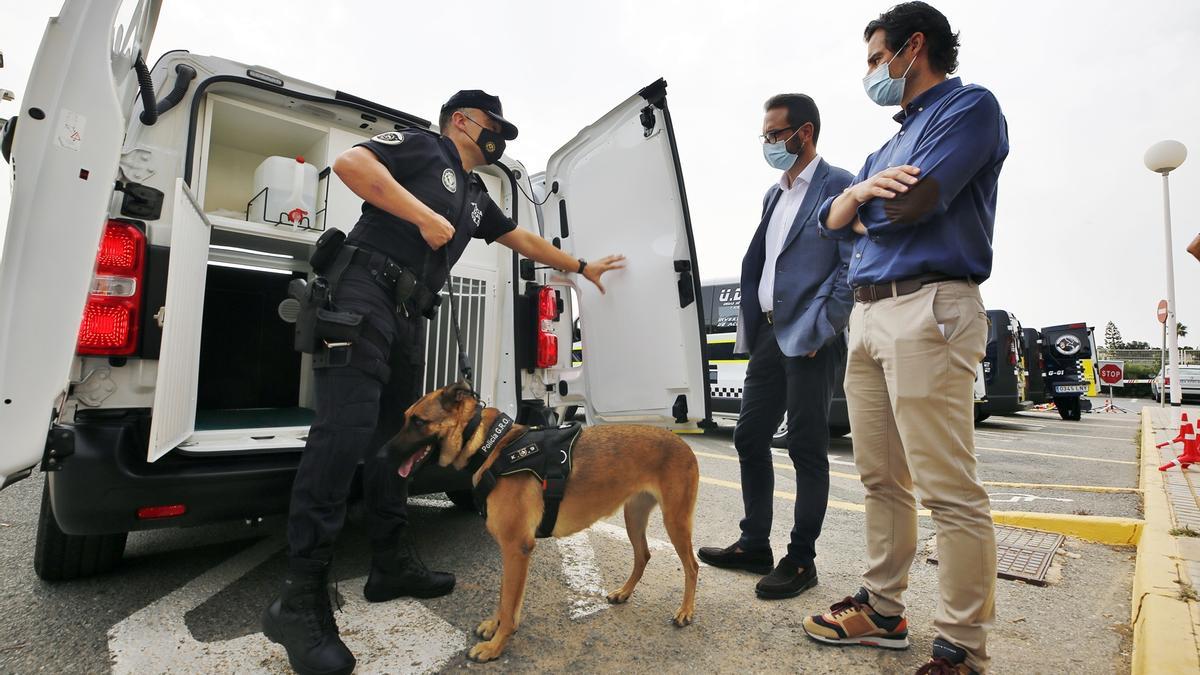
[286,263,425,563]
[734,317,841,566]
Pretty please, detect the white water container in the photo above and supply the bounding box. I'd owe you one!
[250,156,319,228]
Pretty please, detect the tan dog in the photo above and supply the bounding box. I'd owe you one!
[387,382,700,662]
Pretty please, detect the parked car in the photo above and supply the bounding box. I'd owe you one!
[976,309,1030,421]
[1151,365,1200,403]
[1040,323,1098,420]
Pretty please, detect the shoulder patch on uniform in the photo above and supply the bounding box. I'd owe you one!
[371,131,404,145]
[442,168,457,193]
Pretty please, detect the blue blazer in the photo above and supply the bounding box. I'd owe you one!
[735,158,855,357]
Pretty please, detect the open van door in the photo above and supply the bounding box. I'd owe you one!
[0,0,161,488]
[543,79,709,427]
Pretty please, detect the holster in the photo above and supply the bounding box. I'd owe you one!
[289,276,363,355]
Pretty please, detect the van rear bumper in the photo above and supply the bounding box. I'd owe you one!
[48,411,471,536]
[48,412,301,535]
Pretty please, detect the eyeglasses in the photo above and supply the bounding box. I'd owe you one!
[760,126,800,144]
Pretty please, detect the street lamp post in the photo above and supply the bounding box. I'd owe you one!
[1145,140,1188,414]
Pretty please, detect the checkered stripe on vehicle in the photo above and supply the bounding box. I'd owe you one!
[710,385,744,398]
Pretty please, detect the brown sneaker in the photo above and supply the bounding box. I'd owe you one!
[802,587,910,650]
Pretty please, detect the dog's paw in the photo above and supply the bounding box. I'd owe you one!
[671,607,694,627]
[606,588,633,604]
[468,640,505,663]
[475,618,499,639]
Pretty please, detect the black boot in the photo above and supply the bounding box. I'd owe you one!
[363,534,455,602]
[262,558,355,675]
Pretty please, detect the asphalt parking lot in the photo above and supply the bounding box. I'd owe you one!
[0,403,1143,674]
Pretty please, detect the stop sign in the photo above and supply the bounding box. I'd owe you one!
[1098,361,1124,386]
[1158,300,1168,324]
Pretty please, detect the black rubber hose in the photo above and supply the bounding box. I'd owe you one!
[134,53,157,126]
[148,64,197,122]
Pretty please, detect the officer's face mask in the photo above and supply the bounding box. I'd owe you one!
[863,36,916,107]
[463,115,506,165]
[762,127,803,171]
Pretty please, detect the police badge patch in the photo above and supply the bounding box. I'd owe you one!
[470,202,482,225]
[371,131,404,145]
[442,168,457,193]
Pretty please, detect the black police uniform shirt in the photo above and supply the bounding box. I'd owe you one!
[345,128,516,292]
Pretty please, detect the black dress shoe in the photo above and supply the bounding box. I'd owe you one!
[755,558,817,599]
[696,542,774,574]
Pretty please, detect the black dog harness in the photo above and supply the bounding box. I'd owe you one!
[468,406,583,538]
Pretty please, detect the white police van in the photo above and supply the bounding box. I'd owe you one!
[0,0,708,580]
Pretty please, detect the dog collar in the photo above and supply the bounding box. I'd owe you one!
[476,411,515,457]
[461,402,485,447]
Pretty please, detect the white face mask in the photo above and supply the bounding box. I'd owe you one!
[863,36,916,107]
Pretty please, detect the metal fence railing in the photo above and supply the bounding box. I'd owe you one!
[1098,349,1199,368]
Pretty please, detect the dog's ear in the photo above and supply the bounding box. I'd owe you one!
[438,381,473,410]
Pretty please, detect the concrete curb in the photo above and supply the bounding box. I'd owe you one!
[991,511,1142,546]
[1132,407,1200,675]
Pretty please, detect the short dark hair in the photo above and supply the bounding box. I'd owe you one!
[438,107,462,133]
[763,93,821,145]
[864,2,960,75]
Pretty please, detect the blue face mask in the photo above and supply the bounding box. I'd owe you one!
[762,128,803,171]
[863,36,916,107]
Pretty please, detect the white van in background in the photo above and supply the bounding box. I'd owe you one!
[0,0,708,579]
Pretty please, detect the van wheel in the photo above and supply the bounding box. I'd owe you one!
[1054,397,1081,421]
[34,480,127,582]
[444,490,478,512]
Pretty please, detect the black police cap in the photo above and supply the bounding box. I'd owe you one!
[441,89,519,140]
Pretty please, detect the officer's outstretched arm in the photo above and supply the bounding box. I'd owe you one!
[496,229,626,294]
[333,147,455,249]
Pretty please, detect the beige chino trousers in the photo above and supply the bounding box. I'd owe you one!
[845,280,996,672]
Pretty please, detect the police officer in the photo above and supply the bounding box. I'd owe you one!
[263,90,625,675]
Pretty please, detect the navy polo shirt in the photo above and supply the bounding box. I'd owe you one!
[346,128,515,292]
[819,77,1009,286]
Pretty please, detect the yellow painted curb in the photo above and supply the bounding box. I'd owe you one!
[990,511,1142,546]
[1131,407,1200,675]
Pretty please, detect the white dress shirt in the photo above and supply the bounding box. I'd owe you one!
[758,155,820,312]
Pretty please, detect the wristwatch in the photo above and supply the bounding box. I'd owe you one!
[576,258,588,274]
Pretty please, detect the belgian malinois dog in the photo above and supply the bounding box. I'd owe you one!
[387,382,700,662]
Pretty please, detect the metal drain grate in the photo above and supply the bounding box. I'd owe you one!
[927,525,1064,586]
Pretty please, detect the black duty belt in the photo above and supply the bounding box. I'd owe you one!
[349,246,439,318]
[852,274,968,304]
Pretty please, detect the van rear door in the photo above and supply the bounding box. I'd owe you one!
[542,79,709,427]
[0,0,161,489]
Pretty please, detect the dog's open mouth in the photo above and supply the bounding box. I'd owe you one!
[397,446,432,479]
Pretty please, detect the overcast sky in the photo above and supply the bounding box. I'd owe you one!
[3,0,1199,345]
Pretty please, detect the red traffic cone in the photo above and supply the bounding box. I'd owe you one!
[1156,412,1190,449]
[1160,416,1199,471]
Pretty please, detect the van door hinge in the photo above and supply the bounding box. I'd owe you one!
[674,259,695,308]
[639,106,657,138]
[42,426,75,472]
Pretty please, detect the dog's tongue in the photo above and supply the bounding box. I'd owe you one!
[397,453,418,478]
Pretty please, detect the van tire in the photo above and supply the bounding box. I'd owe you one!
[444,490,478,512]
[34,481,127,582]
[1054,397,1082,421]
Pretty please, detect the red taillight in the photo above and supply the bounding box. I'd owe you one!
[1006,335,1018,365]
[536,286,559,368]
[77,220,145,356]
[136,504,186,519]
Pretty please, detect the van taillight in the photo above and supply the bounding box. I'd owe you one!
[77,220,145,355]
[536,286,558,368]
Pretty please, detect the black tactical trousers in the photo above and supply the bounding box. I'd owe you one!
[287,263,425,563]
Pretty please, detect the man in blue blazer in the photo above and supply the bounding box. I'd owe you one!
[698,93,854,599]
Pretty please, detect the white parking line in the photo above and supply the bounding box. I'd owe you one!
[108,534,467,674]
[555,532,611,620]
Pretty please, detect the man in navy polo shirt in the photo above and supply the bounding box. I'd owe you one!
[800,3,1008,674]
